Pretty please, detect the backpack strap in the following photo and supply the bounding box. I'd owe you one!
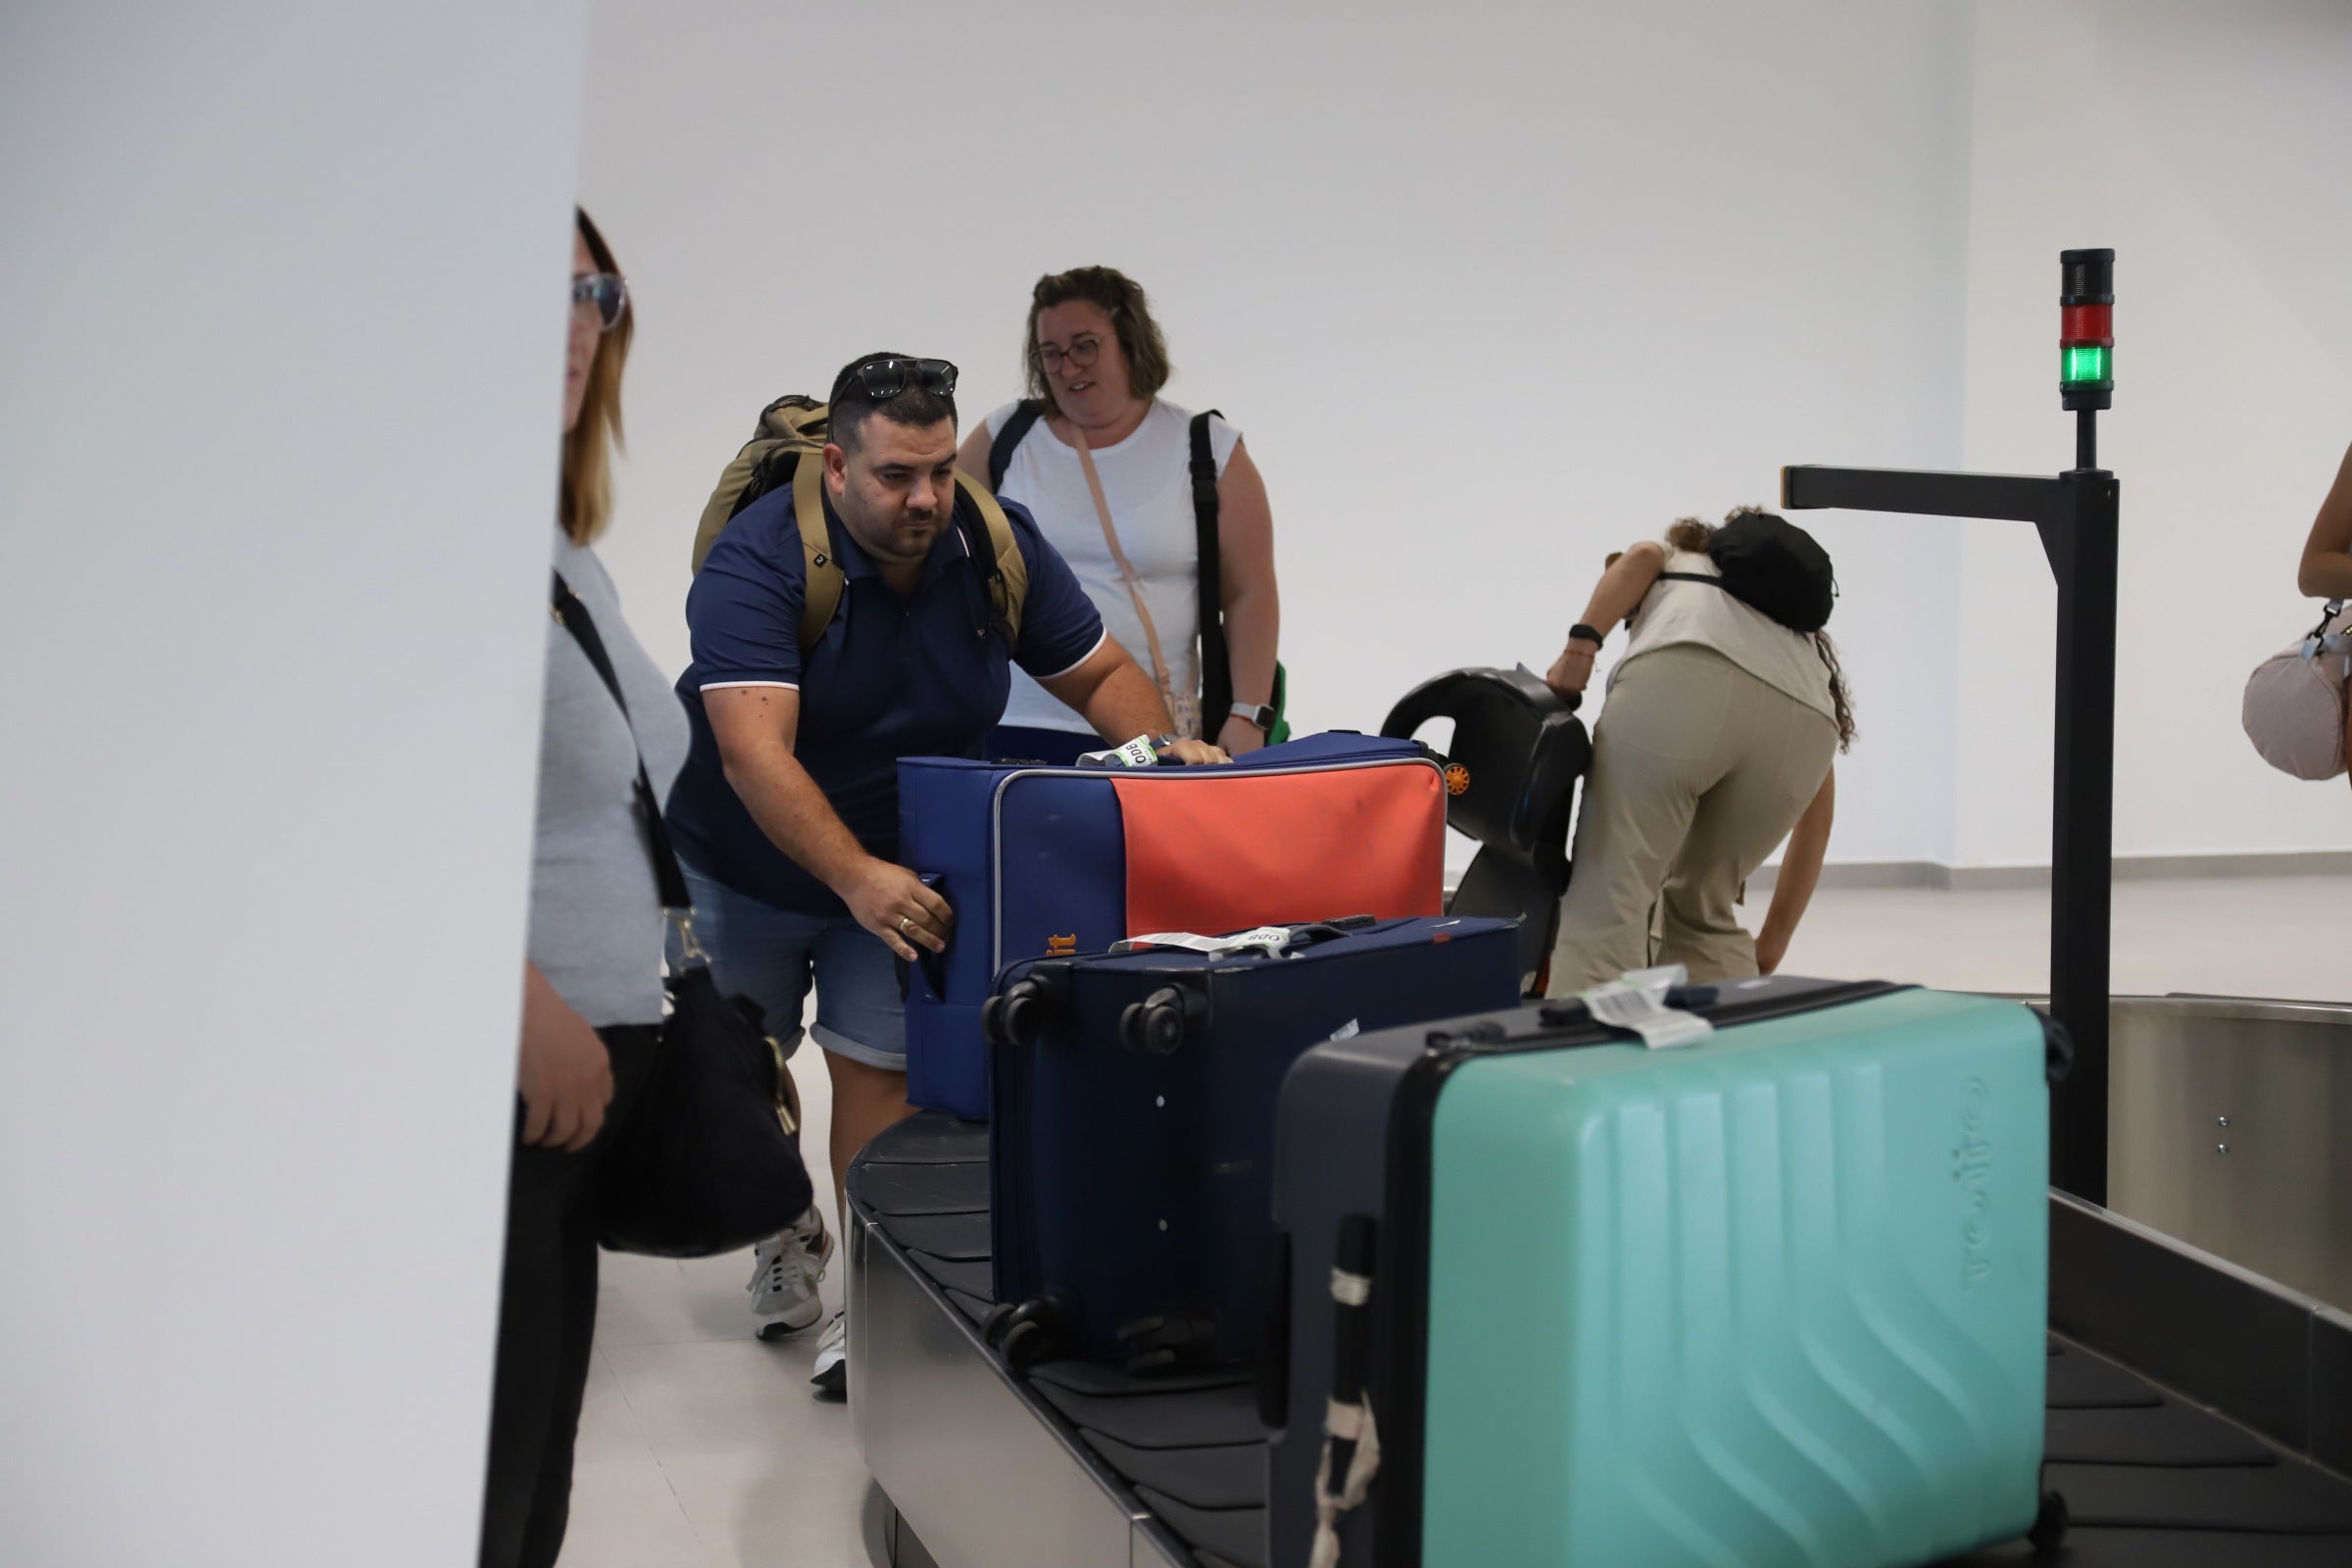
[988,400,1046,491]
[792,458,844,651]
[1190,410,1232,729]
[789,466,1028,652]
[957,472,1028,648]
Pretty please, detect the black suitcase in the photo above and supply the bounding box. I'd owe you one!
[980,916,1522,1372]
[1382,663,1589,993]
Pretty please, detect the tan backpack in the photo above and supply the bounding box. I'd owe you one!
[690,395,1028,649]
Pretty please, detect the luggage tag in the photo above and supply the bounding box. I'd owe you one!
[1580,963,1716,1050]
[1111,924,1295,956]
[1077,732,1175,768]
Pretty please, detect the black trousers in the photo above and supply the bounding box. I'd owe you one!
[479,1023,660,1568]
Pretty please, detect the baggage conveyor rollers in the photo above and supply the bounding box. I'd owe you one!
[848,1112,2352,1568]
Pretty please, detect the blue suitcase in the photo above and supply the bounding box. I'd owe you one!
[897,734,1448,1118]
[980,915,1522,1372]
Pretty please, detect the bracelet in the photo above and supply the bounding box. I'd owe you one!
[1568,622,1605,648]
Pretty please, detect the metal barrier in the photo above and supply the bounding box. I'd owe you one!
[2107,994,2352,1312]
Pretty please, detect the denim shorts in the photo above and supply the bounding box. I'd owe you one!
[675,860,906,1072]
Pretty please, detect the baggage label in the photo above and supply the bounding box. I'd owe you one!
[1581,964,1715,1050]
[1114,925,1296,956]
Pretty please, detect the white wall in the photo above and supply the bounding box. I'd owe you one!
[580,0,2352,879]
[580,0,1975,869]
[0,5,584,1563]
[1954,1,2352,867]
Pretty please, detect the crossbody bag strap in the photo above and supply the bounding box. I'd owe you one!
[551,570,695,917]
[1190,411,1232,728]
[1070,424,1188,709]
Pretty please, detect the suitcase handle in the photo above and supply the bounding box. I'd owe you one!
[1285,913,1380,949]
[1535,984,1718,1028]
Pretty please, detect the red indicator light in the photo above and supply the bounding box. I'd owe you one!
[2061,303,2113,345]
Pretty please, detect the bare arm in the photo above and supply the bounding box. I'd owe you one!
[1037,636,1227,763]
[1212,439,1281,756]
[1756,766,1836,975]
[517,960,612,1151]
[1544,540,1667,698]
[955,423,996,489]
[703,685,951,959]
[2296,441,2352,598]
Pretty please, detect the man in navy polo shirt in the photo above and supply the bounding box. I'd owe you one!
[666,352,1221,1388]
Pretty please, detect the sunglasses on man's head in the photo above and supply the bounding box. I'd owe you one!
[834,356,958,403]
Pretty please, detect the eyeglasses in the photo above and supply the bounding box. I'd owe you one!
[1034,335,1102,374]
[571,272,629,332]
[833,356,958,403]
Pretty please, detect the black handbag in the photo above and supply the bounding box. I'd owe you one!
[550,571,815,1256]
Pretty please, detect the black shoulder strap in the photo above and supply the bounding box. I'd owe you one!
[1656,571,1723,588]
[551,570,692,913]
[1191,410,1232,728]
[988,400,1045,491]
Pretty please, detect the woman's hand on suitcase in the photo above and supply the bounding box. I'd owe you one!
[845,858,954,960]
[1545,642,1596,699]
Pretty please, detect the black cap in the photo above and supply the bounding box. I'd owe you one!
[2060,248,2115,306]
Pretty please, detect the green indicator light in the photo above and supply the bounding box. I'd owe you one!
[2062,343,2111,385]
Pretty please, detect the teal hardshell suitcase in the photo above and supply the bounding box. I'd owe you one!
[1269,976,2059,1567]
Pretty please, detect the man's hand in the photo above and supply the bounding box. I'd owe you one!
[842,857,954,961]
[1159,737,1230,766]
[519,964,614,1152]
[1755,928,1789,976]
[1545,643,1597,700]
[1214,714,1267,757]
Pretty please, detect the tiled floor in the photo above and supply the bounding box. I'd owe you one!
[557,873,2352,1568]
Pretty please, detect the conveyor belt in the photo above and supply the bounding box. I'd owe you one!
[851,1113,2352,1568]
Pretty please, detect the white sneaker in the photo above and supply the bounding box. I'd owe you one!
[809,1309,848,1398]
[748,1206,832,1341]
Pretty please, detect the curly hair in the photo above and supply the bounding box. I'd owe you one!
[1665,510,1856,752]
[1021,266,1172,409]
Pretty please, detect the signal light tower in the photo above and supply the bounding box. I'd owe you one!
[1782,251,2122,1203]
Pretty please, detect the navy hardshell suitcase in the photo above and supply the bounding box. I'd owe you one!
[982,916,1522,1373]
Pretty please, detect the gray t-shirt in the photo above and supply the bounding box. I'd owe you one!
[532,526,692,1027]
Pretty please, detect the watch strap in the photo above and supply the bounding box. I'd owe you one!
[1568,622,1605,647]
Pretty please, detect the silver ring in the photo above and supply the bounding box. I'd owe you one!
[898,916,912,936]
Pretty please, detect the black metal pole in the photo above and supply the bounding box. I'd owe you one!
[2076,407,2098,473]
[2045,466,2119,1202]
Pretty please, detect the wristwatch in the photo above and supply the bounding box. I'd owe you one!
[1568,623,1605,648]
[1229,702,1276,731]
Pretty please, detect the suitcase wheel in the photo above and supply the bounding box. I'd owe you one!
[2029,1490,2070,1552]
[1117,1306,1217,1372]
[1001,1318,1052,1371]
[991,1294,1070,1372]
[979,1301,1016,1348]
[987,976,1060,1048]
[1119,985,1206,1054]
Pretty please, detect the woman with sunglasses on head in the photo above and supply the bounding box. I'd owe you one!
[480,210,689,1568]
[957,266,1283,760]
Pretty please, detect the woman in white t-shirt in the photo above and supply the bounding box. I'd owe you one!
[1541,510,1856,993]
[956,266,1281,760]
